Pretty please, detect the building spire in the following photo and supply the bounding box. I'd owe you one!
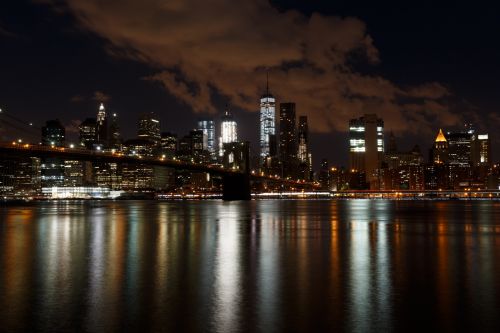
[266,70,269,96]
[435,128,447,143]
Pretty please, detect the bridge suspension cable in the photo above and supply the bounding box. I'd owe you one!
[0,107,41,142]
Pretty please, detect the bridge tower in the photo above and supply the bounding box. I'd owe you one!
[222,141,251,200]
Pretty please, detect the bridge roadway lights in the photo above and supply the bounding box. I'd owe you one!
[222,173,251,201]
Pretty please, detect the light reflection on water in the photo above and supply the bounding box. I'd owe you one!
[1,200,500,332]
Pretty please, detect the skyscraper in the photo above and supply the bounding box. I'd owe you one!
[160,132,178,159]
[138,112,161,145]
[447,130,472,166]
[348,114,384,188]
[42,119,65,147]
[433,129,448,164]
[79,118,97,149]
[108,112,121,149]
[259,74,276,166]
[219,108,237,157]
[96,103,107,146]
[471,133,490,166]
[297,116,311,180]
[197,118,216,159]
[297,116,309,163]
[279,102,297,178]
[41,120,65,188]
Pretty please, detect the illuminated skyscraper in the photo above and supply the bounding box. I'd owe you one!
[472,133,490,166]
[96,103,107,146]
[348,114,384,188]
[197,118,216,159]
[138,112,161,145]
[259,74,276,165]
[447,129,473,166]
[219,108,237,157]
[433,129,448,164]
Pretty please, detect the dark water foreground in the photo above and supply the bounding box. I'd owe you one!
[1,200,500,332]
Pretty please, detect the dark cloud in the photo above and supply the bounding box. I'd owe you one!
[69,94,84,103]
[92,91,111,103]
[70,91,111,104]
[0,24,16,38]
[41,0,461,134]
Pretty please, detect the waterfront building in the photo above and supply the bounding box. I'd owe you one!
[0,157,41,197]
[329,166,349,191]
[259,75,276,166]
[64,160,92,187]
[348,114,384,188]
[279,102,297,179]
[94,162,121,190]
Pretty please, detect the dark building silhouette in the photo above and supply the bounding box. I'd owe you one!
[319,158,329,190]
[79,118,97,149]
[41,119,65,147]
[41,119,65,188]
[297,116,311,180]
[108,112,121,149]
[160,132,178,159]
[279,102,297,178]
[138,112,161,145]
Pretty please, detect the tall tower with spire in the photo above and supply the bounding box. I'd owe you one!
[259,71,276,167]
[96,103,108,146]
[433,128,448,164]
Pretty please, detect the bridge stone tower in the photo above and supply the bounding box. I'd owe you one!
[222,141,251,200]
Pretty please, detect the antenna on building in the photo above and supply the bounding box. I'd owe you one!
[266,70,269,96]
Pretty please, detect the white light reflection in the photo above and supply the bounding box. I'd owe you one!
[86,210,106,331]
[346,200,371,332]
[214,204,241,332]
[257,208,280,331]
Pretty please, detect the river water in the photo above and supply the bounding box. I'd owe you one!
[1,200,500,332]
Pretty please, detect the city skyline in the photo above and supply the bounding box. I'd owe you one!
[2,1,500,167]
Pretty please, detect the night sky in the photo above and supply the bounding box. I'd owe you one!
[1,1,500,167]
